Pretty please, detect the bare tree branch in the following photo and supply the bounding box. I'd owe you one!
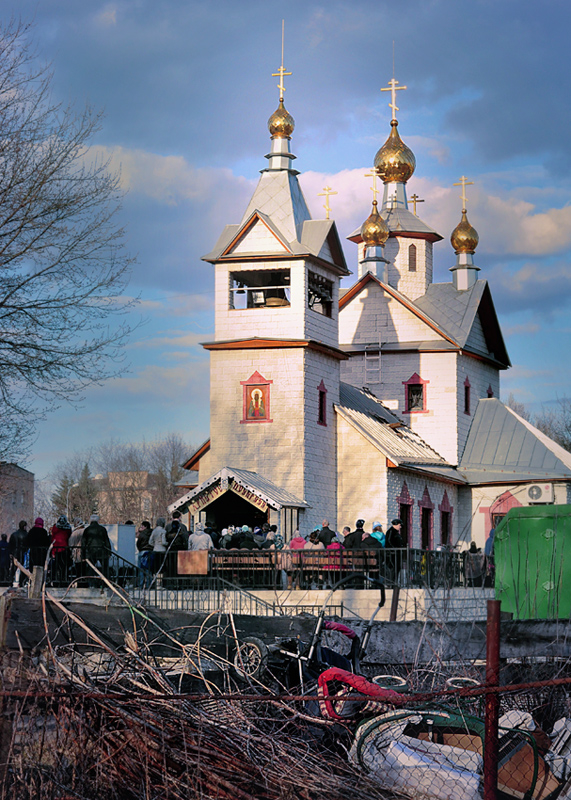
[0,20,136,461]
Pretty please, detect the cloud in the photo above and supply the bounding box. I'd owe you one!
[503,322,540,338]
[132,331,207,351]
[487,261,571,315]
[104,360,209,402]
[89,145,254,207]
[94,5,117,27]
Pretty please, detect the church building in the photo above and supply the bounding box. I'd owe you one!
[170,70,571,549]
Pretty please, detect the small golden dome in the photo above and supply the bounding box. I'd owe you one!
[374,120,416,184]
[361,200,389,246]
[268,99,295,138]
[451,209,479,254]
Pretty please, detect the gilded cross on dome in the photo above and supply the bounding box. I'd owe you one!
[381,78,407,121]
[453,175,474,210]
[365,170,380,202]
[272,21,292,100]
[409,193,424,215]
[318,186,338,219]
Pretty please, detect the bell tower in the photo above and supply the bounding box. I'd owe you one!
[201,58,350,527]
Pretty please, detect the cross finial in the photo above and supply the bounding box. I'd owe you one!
[365,170,380,202]
[409,193,424,215]
[317,185,338,220]
[272,20,292,101]
[453,175,474,210]
[381,77,407,122]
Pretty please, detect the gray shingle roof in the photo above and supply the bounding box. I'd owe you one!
[168,466,309,514]
[415,281,486,347]
[348,207,442,241]
[414,280,510,367]
[460,398,571,482]
[336,384,465,483]
[202,171,349,273]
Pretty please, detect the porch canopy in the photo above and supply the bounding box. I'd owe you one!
[168,466,309,540]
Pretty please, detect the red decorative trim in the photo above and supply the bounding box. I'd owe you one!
[317,380,327,426]
[438,490,452,514]
[182,439,211,471]
[220,211,292,257]
[464,376,471,416]
[403,372,429,414]
[396,481,413,506]
[240,371,273,424]
[479,490,522,533]
[202,338,348,361]
[347,229,442,244]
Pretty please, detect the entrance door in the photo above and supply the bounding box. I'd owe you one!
[201,491,268,532]
[399,503,411,546]
[421,507,432,550]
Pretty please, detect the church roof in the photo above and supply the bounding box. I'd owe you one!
[347,206,442,243]
[460,398,571,483]
[336,384,465,483]
[415,280,509,366]
[168,465,309,514]
[203,186,349,273]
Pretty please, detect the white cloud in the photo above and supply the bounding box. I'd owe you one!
[94,5,117,27]
[300,167,571,259]
[88,145,254,207]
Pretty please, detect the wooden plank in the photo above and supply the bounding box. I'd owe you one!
[177,550,209,575]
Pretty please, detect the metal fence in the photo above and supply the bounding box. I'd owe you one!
[3,545,493,593]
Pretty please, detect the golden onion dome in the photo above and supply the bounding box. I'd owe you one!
[374,120,416,183]
[451,209,479,254]
[361,200,389,246]
[268,99,295,138]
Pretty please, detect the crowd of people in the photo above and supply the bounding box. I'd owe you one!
[0,514,112,587]
[1,510,492,589]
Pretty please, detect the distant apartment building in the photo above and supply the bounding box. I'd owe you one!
[94,470,197,525]
[0,463,34,536]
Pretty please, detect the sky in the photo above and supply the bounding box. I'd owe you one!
[9,0,571,484]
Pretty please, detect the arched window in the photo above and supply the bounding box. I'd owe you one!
[464,376,471,415]
[408,243,417,272]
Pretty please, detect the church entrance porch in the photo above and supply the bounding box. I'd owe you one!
[199,489,267,532]
[168,466,309,541]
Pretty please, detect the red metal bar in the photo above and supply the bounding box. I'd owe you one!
[484,599,501,800]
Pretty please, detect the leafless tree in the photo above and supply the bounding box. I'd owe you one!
[505,393,532,421]
[0,20,135,462]
[51,433,193,525]
[535,397,571,452]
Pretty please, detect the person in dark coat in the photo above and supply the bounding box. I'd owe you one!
[344,519,367,549]
[385,519,405,580]
[81,514,112,585]
[27,517,51,571]
[9,520,29,584]
[136,520,153,588]
[318,519,336,546]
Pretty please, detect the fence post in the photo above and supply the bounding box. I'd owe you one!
[484,599,501,800]
[389,584,400,621]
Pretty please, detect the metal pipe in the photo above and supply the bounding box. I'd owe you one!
[484,598,501,800]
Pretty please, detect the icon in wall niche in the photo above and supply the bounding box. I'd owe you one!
[248,387,266,419]
[241,371,273,424]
